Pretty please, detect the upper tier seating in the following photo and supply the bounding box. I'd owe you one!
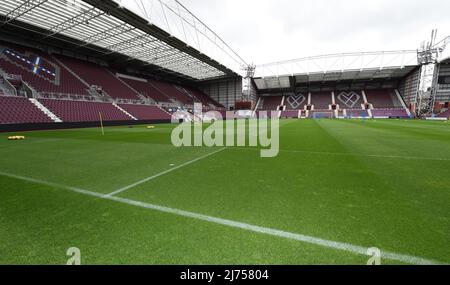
[184,87,223,108]
[0,96,52,124]
[284,93,307,110]
[120,77,171,103]
[336,91,364,109]
[260,96,282,110]
[149,79,192,104]
[54,55,138,100]
[311,92,332,109]
[0,48,88,95]
[40,99,131,122]
[366,89,396,108]
[118,104,171,120]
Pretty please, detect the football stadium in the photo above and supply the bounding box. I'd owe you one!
[0,0,449,267]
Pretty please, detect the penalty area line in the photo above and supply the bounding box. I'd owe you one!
[0,170,445,266]
[104,147,227,198]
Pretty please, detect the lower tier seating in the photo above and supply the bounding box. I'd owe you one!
[366,90,397,108]
[260,96,282,110]
[118,104,171,120]
[0,96,52,124]
[280,110,300,118]
[346,109,369,117]
[372,108,409,118]
[40,99,131,122]
[437,109,450,118]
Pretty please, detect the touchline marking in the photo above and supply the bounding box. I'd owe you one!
[231,147,450,162]
[104,147,227,197]
[0,171,104,198]
[0,170,445,265]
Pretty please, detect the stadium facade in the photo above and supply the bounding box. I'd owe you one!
[0,0,450,131]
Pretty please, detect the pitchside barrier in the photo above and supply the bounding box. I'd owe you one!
[0,119,172,133]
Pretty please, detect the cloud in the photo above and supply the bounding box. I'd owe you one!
[181,0,450,64]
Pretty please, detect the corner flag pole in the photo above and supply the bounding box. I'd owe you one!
[99,112,105,135]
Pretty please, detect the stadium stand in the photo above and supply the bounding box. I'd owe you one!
[336,91,364,109]
[53,55,138,100]
[346,109,370,118]
[365,89,409,118]
[437,109,450,118]
[311,92,332,109]
[284,93,307,110]
[280,110,300,118]
[259,96,282,110]
[117,104,171,120]
[0,48,88,96]
[184,86,223,108]
[255,110,280,118]
[365,89,397,108]
[372,108,409,118]
[149,79,192,105]
[0,96,52,124]
[120,77,171,103]
[39,99,131,122]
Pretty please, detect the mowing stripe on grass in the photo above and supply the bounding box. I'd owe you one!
[104,147,227,197]
[232,147,450,161]
[0,170,445,265]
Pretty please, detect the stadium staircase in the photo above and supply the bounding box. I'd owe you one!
[0,95,53,124]
[112,102,138,120]
[53,56,90,89]
[395,89,412,117]
[148,80,184,107]
[29,98,62,122]
[252,97,262,116]
[114,74,155,104]
[120,77,172,103]
[53,55,102,101]
[118,104,172,120]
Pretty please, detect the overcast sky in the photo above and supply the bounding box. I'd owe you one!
[179,0,450,65]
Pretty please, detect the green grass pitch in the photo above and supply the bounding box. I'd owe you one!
[0,119,449,265]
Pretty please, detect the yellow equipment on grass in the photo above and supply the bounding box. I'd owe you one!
[8,136,26,140]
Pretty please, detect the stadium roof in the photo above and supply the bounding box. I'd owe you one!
[253,50,419,90]
[0,0,248,81]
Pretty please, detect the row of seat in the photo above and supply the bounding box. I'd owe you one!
[258,90,402,111]
[0,96,172,124]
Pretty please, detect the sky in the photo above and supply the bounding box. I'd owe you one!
[179,0,450,65]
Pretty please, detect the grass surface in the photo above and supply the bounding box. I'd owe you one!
[0,119,449,264]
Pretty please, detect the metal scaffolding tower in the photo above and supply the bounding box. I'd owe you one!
[416,30,440,116]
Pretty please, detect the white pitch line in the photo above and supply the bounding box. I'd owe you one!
[0,171,104,198]
[104,147,227,197]
[0,170,445,265]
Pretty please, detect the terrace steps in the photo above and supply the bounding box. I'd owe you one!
[29,98,62,122]
[112,102,138,120]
